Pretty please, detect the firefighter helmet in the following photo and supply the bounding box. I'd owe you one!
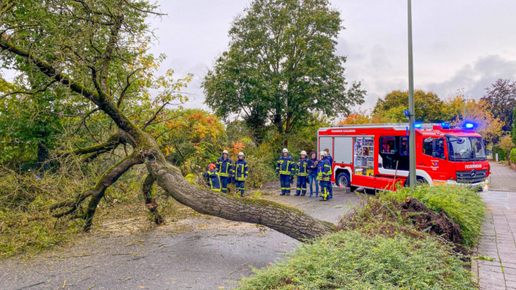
[300,150,307,156]
[320,151,327,157]
[282,148,289,153]
[209,164,216,170]
[222,150,228,155]
[238,152,244,157]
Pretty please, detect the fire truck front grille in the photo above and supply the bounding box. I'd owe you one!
[456,170,487,184]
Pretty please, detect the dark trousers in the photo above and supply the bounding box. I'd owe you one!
[320,181,330,201]
[220,176,229,193]
[296,176,307,196]
[235,180,245,196]
[309,173,319,196]
[280,174,291,195]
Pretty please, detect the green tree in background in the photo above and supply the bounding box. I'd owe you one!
[480,79,516,133]
[0,63,84,169]
[202,0,365,141]
[372,90,443,123]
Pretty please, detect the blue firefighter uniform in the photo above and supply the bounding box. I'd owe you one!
[276,155,295,195]
[326,153,333,199]
[234,159,248,197]
[317,157,332,201]
[307,157,319,197]
[205,169,221,192]
[295,157,309,196]
[216,156,233,193]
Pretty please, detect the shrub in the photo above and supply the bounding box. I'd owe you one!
[510,148,516,164]
[499,134,515,153]
[237,230,474,290]
[382,185,486,246]
[492,145,506,160]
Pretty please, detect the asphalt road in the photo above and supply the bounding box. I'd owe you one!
[0,188,365,290]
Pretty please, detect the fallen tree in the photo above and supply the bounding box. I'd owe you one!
[0,0,334,241]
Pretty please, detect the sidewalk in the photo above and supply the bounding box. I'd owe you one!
[473,162,516,289]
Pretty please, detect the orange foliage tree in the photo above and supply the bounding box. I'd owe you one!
[147,109,226,169]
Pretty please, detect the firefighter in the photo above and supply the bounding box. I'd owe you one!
[307,152,319,197]
[204,164,221,192]
[276,148,295,196]
[318,151,332,201]
[295,151,309,196]
[324,148,333,199]
[234,152,248,197]
[216,150,233,193]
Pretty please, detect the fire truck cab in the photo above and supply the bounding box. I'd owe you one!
[317,123,490,191]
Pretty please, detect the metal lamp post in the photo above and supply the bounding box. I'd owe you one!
[407,0,416,188]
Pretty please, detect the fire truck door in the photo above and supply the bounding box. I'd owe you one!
[351,137,376,189]
[419,137,447,183]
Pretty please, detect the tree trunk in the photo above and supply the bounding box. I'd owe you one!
[142,174,165,225]
[142,135,334,241]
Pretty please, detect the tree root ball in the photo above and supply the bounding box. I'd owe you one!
[401,197,462,244]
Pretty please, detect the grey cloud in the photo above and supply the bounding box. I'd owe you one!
[426,55,516,99]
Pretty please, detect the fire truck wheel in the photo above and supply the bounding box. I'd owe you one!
[336,172,350,188]
[404,176,428,187]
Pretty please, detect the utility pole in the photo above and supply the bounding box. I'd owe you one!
[407,0,416,188]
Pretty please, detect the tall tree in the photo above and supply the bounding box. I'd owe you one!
[481,79,516,132]
[202,0,365,139]
[0,0,333,240]
[372,90,443,123]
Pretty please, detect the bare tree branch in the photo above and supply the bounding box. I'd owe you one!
[0,80,57,100]
[50,153,144,231]
[117,68,143,108]
[143,102,169,130]
[0,37,141,136]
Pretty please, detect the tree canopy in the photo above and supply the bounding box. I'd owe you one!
[372,90,443,123]
[481,79,516,132]
[202,0,365,138]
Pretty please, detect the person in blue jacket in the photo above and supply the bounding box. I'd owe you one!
[295,151,309,196]
[276,148,295,196]
[324,148,333,199]
[216,150,233,193]
[204,164,221,192]
[317,151,332,201]
[307,152,319,197]
[234,152,248,197]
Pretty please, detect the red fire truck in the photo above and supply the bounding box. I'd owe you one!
[317,123,490,191]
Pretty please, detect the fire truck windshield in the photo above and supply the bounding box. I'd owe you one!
[446,136,486,161]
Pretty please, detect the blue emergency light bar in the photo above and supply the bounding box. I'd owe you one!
[441,122,450,129]
[464,123,475,129]
[414,122,422,128]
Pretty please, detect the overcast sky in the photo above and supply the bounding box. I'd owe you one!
[145,1,515,112]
